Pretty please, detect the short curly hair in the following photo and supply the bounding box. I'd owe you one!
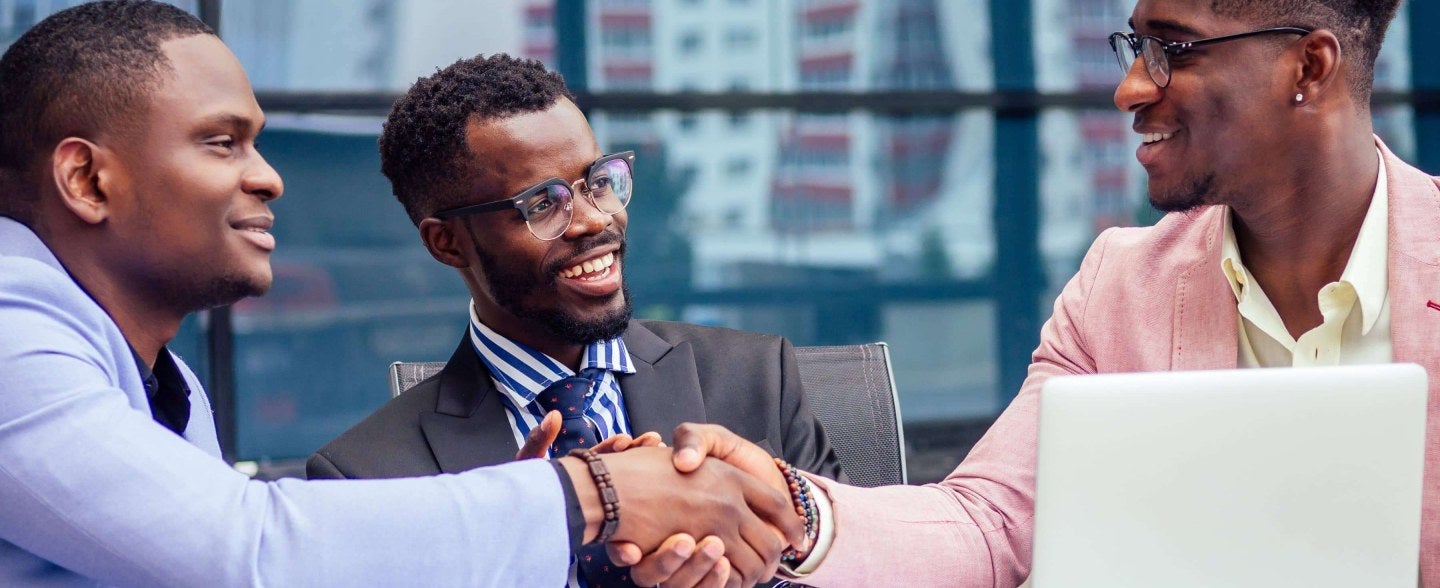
[1210,0,1401,100]
[0,0,212,222]
[379,54,574,225]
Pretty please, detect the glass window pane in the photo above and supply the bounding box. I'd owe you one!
[1034,0,1132,93]
[223,0,992,93]
[651,0,994,92]
[1374,8,1411,92]
[231,115,468,460]
[1037,108,1149,295]
[0,0,199,52]
[222,0,541,91]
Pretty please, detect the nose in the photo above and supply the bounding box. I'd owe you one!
[1114,57,1162,113]
[243,151,284,202]
[561,184,612,239]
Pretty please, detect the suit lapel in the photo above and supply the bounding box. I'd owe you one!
[617,321,707,444]
[1380,140,1440,372]
[1171,206,1239,371]
[420,336,522,474]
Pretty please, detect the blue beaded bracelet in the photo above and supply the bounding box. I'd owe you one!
[774,458,817,563]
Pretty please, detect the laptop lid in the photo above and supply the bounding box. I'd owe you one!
[1032,364,1427,588]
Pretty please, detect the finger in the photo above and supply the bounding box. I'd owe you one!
[671,423,745,472]
[735,508,787,586]
[654,535,724,588]
[702,556,732,588]
[594,433,633,454]
[626,533,697,586]
[605,541,643,567]
[515,411,561,460]
[633,431,664,448]
[719,557,743,588]
[719,523,768,588]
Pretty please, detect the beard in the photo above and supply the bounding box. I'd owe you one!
[475,235,633,345]
[1148,172,1217,213]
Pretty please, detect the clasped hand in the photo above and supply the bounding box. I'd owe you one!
[533,416,806,588]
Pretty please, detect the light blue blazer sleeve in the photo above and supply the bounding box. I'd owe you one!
[0,217,571,587]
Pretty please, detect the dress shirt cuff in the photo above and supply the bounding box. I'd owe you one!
[777,472,836,578]
[549,459,585,553]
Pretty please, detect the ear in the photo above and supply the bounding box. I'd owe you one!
[1291,29,1343,105]
[50,137,112,225]
[419,217,473,269]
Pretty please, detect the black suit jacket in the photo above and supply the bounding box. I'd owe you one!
[307,320,845,483]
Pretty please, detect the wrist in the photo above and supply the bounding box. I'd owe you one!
[568,448,622,544]
[781,476,835,577]
[774,459,818,562]
[556,455,602,543]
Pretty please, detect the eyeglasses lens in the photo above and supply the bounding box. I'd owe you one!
[1112,33,1136,74]
[525,183,574,240]
[1140,37,1171,87]
[588,158,633,214]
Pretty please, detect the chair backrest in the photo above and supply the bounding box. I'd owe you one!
[389,361,444,398]
[791,342,906,487]
[387,341,906,487]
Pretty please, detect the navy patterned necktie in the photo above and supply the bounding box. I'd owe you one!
[535,368,605,456]
[536,368,631,587]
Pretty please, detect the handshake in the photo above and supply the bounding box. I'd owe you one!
[527,420,815,587]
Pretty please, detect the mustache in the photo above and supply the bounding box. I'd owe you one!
[545,230,626,276]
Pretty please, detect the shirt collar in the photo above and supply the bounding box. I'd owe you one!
[466,300,635,407]
[1341,149,1389,334]
[1220,148,1389,335]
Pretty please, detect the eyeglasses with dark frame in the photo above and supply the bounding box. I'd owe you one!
[433,151,636,241]
[1109,27,1312,88]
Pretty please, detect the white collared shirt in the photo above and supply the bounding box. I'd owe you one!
[1221,149,1392,368]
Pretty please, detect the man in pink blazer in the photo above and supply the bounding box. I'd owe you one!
[623,0,1439,586]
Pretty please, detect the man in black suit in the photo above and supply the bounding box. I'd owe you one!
[307,54,843,586]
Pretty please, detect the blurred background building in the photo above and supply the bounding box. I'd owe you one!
[1,0,1432,479]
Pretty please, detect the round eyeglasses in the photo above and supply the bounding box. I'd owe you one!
[433,151,635,241]
[1109,27,1311,88]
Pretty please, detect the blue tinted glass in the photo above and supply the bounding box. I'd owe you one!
[591,158,632,207]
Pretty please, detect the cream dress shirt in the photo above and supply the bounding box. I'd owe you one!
[1222,150,1392,368]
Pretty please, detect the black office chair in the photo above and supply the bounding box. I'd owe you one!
[387,341,906,487]
[789,343,906,487]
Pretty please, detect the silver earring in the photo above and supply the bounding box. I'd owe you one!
[1295,93,1304,103]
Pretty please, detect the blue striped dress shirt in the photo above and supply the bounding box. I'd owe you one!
[466,303,635,457]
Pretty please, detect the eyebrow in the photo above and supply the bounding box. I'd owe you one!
[1128,17,1204,38]
[198,113,264,134]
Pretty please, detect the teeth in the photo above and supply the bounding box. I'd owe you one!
[560,252,615,279]
[1143,132,1174,144]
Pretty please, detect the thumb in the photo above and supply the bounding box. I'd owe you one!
[516,411,561,460]
[671,423,744,472]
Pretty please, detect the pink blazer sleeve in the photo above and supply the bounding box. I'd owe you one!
[800,229,1117,587]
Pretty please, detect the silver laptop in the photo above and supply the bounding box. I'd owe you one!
[1031,364,1427,588]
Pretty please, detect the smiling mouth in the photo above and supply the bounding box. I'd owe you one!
[1143,132,1174,144]
[231,217,276,252]
[558,252,616,281]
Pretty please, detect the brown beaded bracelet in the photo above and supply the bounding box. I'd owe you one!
[569,448,621,543]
